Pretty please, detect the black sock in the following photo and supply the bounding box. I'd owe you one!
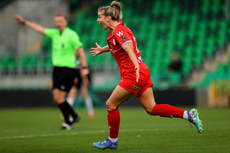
[65,101,78,119]
[58,101,78,124]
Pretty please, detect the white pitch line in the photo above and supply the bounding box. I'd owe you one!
[0,128,160,140]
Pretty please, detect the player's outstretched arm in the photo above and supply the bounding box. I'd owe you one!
[90,42,109,56]
[14,14,45,35]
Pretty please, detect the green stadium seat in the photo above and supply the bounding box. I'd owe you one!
[168,72,181,84]
[176,31,186,48]
[42,38,51,53]
[209,20,218,30]
[0,53,11,71]
[217,64,226,73]
[211,0,221,13]
[201,72,215,87]
[18,53,39,74]
[201,1,210,14]
[0,53,17,74]
[205,42,215,57]
[193,55,203,66]
[181,55,193,75]
[43,54,52,73]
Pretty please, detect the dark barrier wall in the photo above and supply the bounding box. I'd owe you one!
[96,90,195,107]
[0,89,195,108]
[0,90,55,107]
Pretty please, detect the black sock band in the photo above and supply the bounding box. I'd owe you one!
[58,101,78,124]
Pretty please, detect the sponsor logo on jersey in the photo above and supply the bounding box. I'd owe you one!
[131,85,140,91]
[121,36,127,41]
[138,57,143,63]
[116,31,123,36]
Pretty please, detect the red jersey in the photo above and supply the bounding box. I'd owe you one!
[107,20,145,79]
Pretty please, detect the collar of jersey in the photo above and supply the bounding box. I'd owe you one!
[112,20,123,35]
[59,27,69,35]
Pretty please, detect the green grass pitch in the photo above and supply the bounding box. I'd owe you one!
[0,107,229,153]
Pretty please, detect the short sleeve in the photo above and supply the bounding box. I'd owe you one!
[72,32,83,50]
[44,29,57,38]
[114,30,132,48]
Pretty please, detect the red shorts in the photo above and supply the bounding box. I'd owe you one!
[119,66,153,97]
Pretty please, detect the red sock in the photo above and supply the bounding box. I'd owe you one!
[107,108,120,138]
[151,104,184,118]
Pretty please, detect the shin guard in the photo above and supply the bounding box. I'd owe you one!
[151,104,184,118]
[107,108,120,138]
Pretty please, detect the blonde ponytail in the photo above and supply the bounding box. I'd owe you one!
[111,1,123,20]
[98,1,123,21]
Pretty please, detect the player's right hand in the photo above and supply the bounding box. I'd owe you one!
[135,67,140,82]
[90,42,102,56]
[13,14,25,23]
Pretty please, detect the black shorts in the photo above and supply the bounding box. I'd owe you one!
[75,69,83,89]
[52,66,76,92]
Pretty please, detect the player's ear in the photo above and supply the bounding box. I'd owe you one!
[106,16,112,21]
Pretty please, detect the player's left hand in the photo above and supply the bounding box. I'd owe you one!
[90,42,103,56]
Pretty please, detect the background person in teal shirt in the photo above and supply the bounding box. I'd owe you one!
[14,14,89,130]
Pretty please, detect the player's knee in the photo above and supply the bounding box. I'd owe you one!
[105,102,112,109]
[106,101,117,109]
[53,96,65,104]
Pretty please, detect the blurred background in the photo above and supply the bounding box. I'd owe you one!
[0,0,230,108]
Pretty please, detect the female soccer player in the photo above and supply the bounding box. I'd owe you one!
[90,1,203,150]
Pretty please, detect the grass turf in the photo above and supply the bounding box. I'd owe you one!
[0,107,229,153]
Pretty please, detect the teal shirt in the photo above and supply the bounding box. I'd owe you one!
[45,27,83,68]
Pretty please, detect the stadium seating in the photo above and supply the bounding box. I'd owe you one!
[0,53,16,75]
[194,55,230,88]
[19,53,38,74]
[57,0,227,73]
[0,53,51,75]
[0,0,229,89]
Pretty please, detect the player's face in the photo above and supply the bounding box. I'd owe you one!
[97,10,110,30]
[55,16,67,31]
